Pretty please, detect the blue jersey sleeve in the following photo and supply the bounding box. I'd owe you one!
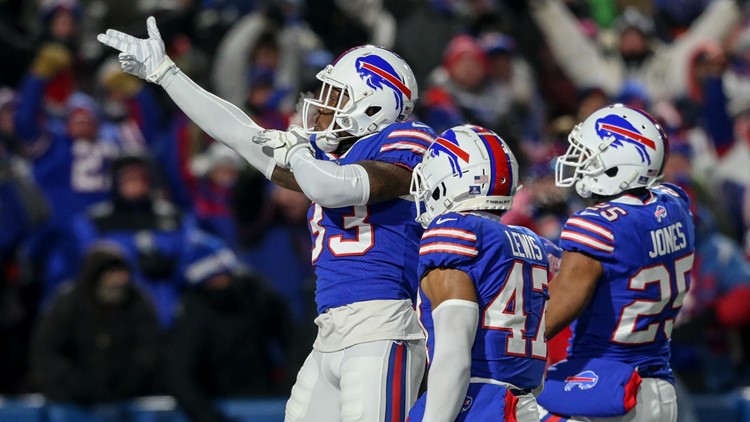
[653,183,692,210]
[374,122,436,171]
[418,214,478,278]
[559,209,616,260]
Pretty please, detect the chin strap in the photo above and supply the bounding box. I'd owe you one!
[314,133,340,152]
[618,170,640,192]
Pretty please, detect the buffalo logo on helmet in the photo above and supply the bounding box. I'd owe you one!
[355,55,411,113]
[595,114,656,165]
[428,130,471,176]
[564,370,599,391]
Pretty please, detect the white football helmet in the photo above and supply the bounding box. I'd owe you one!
[302,45,418,152]
[410,125,519,228]
[556,103,668,198]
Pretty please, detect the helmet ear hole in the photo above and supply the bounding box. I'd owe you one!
[365,106,381,116]
[431,182,447,201]
[605,167,619,177]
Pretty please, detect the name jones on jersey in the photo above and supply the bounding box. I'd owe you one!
[648,222,688,258]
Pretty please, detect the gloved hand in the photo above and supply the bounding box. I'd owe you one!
[96,16,176,86]
[31,43,72,78]
[252,125,312,168]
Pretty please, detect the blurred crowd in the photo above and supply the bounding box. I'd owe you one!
[3,0,750,420]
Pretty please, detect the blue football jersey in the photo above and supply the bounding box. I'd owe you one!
[32,135,122,225]
[559,183,695,382]
[416,211,550,390]
[309,121,436,313]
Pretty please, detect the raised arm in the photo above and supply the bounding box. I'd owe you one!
[97,17,277,180]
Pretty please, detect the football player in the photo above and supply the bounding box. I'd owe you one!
[98,17,435,422]
[537,104,695,422]
[407,125,549,422]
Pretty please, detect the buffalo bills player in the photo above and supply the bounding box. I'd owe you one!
[98,17,434,422]
[407,125,549,422]
[537,104,695,422]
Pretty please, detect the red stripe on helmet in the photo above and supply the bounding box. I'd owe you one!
[360,62,412,99]
[599,123,656,149]
[434,136,470,162]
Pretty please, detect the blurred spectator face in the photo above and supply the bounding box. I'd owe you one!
[0,104,14,137]
[96,267,130,305]
[252,43,280,70]
[209,162,239,189]
[488,53,513,82]
[49,9,76,41]
[67,108,97,139]
[204,272,232,290]
[117,164,150,201]
[663,152,692,183]
[444,35,488,91]
[619,28,648,61]
[272,186,310,224]
[577,89,608,121]
[450,53,487,90]
[248,83,274,111]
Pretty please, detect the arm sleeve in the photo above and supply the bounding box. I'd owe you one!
[161,70,276,179]
[287,149,371,208]
[422,299,479,422]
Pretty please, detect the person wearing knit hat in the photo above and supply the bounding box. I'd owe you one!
[190,142,245,250]
[30,240,160,405]
[165,232,296,422]
[183,232,239,286]
[441,34,490,93]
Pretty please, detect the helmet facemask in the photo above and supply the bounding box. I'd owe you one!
[410,161,454,228]
[302,69,356,139]
[555,124,608,198]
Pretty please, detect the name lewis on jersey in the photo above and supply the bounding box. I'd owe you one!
[505,231,543,261]
[648,222,687,258]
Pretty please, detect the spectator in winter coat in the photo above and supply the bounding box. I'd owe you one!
[30,241,160,404]
[164,233,295,422]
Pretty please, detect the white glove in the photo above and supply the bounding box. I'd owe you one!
[97,16,176,86]
[252,126,312,169]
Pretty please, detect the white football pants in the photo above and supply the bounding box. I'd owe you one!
[285,339,426,422]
